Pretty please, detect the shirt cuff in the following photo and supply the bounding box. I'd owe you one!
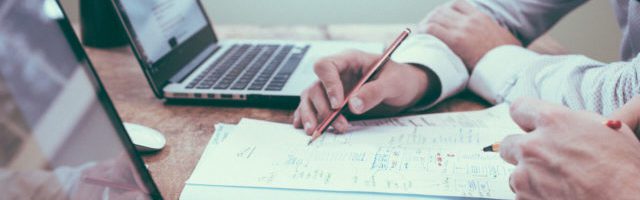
[469,45,539,104]
[391,34,469,111]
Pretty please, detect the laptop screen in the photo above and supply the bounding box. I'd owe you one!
[112,0,218,98]
[0,0,160,199]
[117,0,208,65]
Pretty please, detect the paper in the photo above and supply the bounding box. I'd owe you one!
[186,106,522,199]
[350,104,518,130]
[186,123,235,179]
[184,124,462,200]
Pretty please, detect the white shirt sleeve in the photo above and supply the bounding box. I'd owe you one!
[470,45,640,116]
[391,34,469,111]
[468,45,535,104]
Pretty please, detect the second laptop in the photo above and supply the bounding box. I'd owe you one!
[110,0,383,104]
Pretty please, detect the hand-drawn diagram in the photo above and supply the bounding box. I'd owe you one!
[191,119,517,199]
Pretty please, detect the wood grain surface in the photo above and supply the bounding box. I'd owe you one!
[83,24,567,199]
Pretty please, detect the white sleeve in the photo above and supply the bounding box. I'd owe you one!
[468,45,535,104]
[391,34,469,111]
[470,45,640,115]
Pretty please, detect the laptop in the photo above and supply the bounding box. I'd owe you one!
[0,0,162,199]
[109,0,383,104]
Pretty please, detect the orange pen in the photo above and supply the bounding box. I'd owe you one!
[307,28,411,145]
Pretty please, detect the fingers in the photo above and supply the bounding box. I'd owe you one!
[294,82,350,134]
[300,50,415,132]
[314,51,378,109]
[509,165,532,195]
[314,59,347,109]
[610,96,640,134]
[509,98,539,132]
[499,134,526,165]
[426,6,463,29]
[293,110,302,128]
[451,0,477,14]
[308,84,350,133]
[334,114,350,133]
[509,98,567,132]
[348,80,389,115]
[423,6,462,48]
[300,102,318,135]
[424,23,454,43]
[297,50,390,134]
[500,132,551,167]
[297,92,319,135]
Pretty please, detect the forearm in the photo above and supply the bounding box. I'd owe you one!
[470,45,640,115]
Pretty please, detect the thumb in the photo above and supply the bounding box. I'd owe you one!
[509,97,569,132]
[610,97,640,135]
[348,80,388,115]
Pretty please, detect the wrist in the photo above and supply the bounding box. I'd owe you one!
[406,63,441,108]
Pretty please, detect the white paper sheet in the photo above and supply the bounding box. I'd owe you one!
[350,104,518,130]
[182,104,521,199]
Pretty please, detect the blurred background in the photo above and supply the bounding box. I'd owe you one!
[60,0,622,62]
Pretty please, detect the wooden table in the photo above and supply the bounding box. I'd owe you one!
[83,24,567,199]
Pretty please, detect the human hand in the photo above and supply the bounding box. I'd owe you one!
[500,98,640,199]
[293,50,436,134]
[610,96,640,136]
[418,0,521,71]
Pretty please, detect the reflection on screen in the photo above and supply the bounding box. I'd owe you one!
[0,0,151,199]
[118,0,208,65]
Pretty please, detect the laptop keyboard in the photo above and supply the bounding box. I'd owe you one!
[186,44,309,91]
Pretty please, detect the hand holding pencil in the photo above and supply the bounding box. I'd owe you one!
[487,97,640,199]
[307,29,411,144]
[293,29,438,138]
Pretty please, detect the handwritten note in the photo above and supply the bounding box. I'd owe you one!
[187,112,521,199]
[351,104,518,130]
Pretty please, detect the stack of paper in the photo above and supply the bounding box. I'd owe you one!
[181,105,521,199]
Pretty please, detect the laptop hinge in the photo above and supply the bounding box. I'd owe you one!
[169,44,221,83]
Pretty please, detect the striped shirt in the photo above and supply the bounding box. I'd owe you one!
[393,0,640,115]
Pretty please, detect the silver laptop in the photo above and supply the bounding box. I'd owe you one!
[110,0,383,104]
[0,0,162,199]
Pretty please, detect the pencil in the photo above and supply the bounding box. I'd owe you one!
[307,28,412,145]
[482,143,500,152]
[482,120,624,152]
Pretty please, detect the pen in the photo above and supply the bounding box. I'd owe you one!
[307,28,412,145]
[482,119,624,152]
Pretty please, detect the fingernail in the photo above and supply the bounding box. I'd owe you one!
[330,97,339,108]
[350,97,363,113]
[304,122,312,131]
